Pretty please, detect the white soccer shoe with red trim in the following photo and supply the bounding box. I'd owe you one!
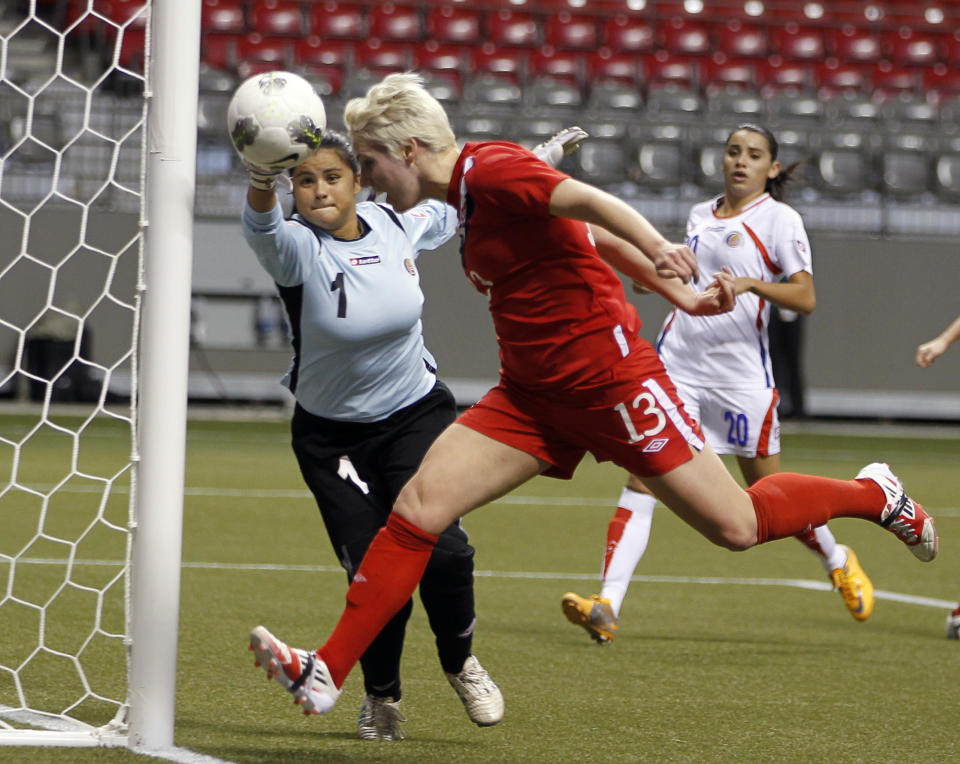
[947,604,960,640]
[249,625,340,715]
[856,462,938,562]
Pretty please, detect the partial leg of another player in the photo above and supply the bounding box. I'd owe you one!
[738,453,874,622]
[562,477,654,644]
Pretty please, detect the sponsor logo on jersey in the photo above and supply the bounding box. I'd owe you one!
[796,239,807,253]
[409,209,427,218]
[725,231,743,247]
[349,255,381,266]
[404,258,416,275]
[642,437,669,453]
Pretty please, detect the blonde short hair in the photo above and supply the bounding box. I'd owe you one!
[344,72,457,159]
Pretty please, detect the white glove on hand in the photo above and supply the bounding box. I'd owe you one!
[242,158,284,193]
[532,126,589,168]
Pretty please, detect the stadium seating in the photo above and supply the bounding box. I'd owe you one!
[167,0,960,203]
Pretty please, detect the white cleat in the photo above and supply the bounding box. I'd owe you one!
[947,606,960,640]
[855,462,938,562]
[445,655,503,727]
[249,625,341,715]
[357,694,406,740]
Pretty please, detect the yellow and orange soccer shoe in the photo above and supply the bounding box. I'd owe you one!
[561,592,619,644]
[829,545,875,622]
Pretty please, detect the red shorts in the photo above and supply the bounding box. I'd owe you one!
[456,344,704,479]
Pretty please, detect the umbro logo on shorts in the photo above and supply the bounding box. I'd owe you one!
[642,438,669,453]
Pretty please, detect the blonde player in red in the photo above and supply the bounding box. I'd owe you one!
[915,315,960,639]
[563,125,874,643]
[247,75,938,719]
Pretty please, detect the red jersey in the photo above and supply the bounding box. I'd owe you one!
[447,142,642,394]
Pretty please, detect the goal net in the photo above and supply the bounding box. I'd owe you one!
[0,0,196,749]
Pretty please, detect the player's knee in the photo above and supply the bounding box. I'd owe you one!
[713,522,757,551]
[393,477,446,535]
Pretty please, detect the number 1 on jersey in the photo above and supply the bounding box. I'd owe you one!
[330,271,347,318]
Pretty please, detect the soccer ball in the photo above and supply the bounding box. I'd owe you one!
[227,70,326,173]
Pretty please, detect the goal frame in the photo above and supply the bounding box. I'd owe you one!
[0,0,201,752]
[127,0,201,752]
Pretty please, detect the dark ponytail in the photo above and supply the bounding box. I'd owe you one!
[729,123,802,201]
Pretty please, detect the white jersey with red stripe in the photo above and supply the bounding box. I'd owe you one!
[656,193,812,390]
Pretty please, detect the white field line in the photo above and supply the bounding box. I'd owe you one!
[10,557,957,611]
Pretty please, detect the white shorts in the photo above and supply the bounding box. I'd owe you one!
[671,381,780,458]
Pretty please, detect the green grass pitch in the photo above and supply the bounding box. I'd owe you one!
[2,413,958,762]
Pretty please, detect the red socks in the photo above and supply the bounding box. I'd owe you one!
[748,473,885,544]
[317,512,438,688]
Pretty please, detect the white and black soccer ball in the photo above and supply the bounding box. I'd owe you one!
[227,70,326,172]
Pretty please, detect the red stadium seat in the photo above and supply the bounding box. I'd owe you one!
[601,15,656,54]
[470,44,528,83]
[353,40,411,74]
[294,36,351,69]
[653,0,723,21]
[643,53,701,90]
[412,42,467,88]
[872,65,920,99]
[660,18,712,57]
[771,25,827,61]
[424,6,483,46]
[886,29,945,67]
[367,3,422,44]
[703,58,758,93]
[766,3,837,25]
[528,47,582,84]
[543,13,598,51]
[757,59,815,93]
[307,2,365,41]
[487,9,540,48]
[202,0,246,34]
[587,49,642,86]
[202,34,239,71]
[102,0,149,28]
[249,0,303,37]
[117,26,145,71]
[829,27,883,64]
[816,62,871,95]
[715,21,769,59]
[237,33,292,70]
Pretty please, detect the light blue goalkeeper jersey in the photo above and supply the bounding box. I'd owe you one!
[241,198,457,422]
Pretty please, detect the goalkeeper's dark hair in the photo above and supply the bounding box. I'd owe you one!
[728,123,802,202]
[288,129,360,178]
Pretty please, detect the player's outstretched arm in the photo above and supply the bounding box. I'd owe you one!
[734,270,816,315]
[549,178,698,284]
[916,314,960,367]
[590,226,735,316]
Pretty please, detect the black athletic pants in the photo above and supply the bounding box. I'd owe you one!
[291,382,476,700]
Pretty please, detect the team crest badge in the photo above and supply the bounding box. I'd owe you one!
[404,258,416,276]
[725,231,743,247]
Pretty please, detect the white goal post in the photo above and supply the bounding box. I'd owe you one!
[0,0,200,752]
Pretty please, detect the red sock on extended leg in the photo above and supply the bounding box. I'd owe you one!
[316,512,437,688]
[748,472,885,544]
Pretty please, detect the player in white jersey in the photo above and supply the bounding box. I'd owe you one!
[563,124,875,643]
[915,314,960,639]
[241,128,582,736]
